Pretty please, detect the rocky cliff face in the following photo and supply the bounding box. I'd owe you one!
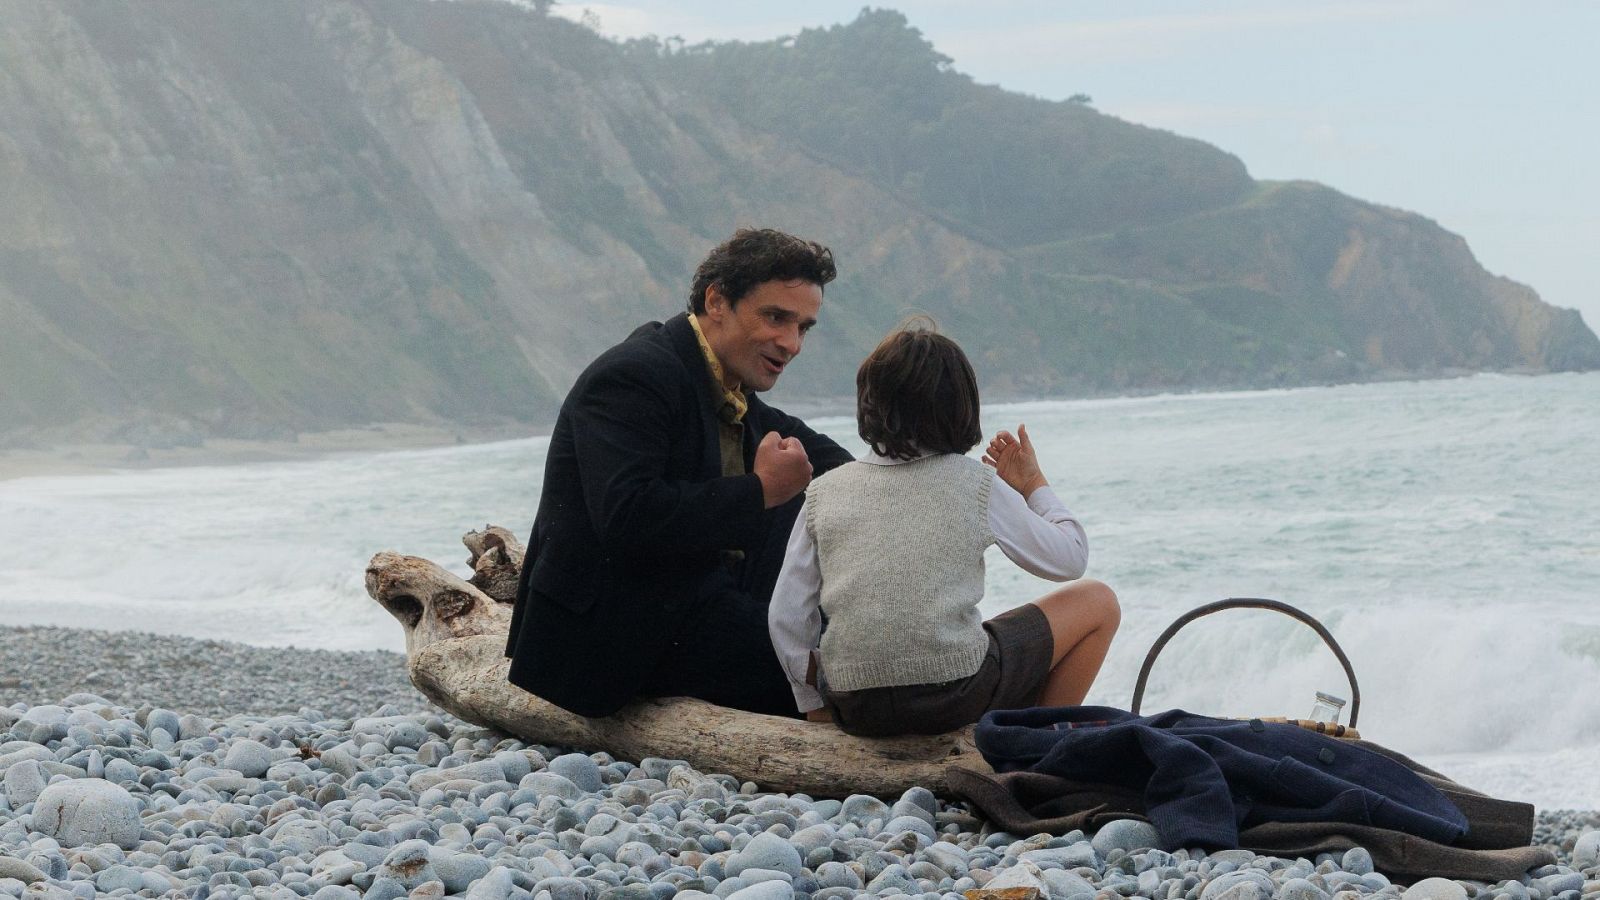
[1032,182,1600,381]
[1,1,1594,443]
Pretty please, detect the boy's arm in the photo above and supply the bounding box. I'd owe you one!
[768,510,827,713]
[989,475,1089,581]
[984,421,1087,579]
[983,424,1048,498]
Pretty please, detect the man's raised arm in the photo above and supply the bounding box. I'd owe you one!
[571,359,789,555]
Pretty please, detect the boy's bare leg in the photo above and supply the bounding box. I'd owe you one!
[1031,579,1120,707]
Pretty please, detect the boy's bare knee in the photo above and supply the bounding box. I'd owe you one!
[1081,579,1121,628]
[1036,579,1121,629]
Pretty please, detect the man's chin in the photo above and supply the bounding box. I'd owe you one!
[739,368,781,393]
[734,360,785,393]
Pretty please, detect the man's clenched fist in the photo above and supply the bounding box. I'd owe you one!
[753,431,813,508]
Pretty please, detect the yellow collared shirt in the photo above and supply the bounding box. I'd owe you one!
[688,314,750,489]
[687,313,749,426]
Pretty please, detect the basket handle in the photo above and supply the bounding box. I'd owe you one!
[1129,597,1361,728]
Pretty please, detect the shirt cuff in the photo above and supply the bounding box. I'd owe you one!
[1026,484,1067,516]
[790,683,824,713]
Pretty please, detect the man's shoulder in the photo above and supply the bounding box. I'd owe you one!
[577,316,691,384]
[604,317,681,363]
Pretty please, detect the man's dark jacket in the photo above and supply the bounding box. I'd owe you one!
[975,706,1468,850]
[506,313,851,717]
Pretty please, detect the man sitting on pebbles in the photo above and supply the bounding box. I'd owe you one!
[505,228,853,718]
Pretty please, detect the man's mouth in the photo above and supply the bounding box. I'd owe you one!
[761,355,787,375]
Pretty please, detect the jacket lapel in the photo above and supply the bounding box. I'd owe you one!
[661,313,724,481]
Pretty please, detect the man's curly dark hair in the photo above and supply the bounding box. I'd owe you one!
[688,228,837,314]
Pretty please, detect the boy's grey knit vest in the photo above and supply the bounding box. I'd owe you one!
[805,454,995,692]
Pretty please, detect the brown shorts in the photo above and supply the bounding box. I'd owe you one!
[820,603,1054,738]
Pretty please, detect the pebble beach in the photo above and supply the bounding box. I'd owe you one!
[1,626,1597,900]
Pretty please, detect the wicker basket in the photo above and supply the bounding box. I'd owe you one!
[1129,597,1363,738]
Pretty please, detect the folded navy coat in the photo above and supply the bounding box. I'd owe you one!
[975,706,1468,850]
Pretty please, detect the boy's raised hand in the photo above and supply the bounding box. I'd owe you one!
[983,423,1049,498]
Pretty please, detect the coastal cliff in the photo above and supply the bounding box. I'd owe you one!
[2,1,1595,444]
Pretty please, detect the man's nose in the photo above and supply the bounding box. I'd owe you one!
[776,325,803,357]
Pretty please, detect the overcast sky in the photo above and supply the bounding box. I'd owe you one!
[553,0,1599,330]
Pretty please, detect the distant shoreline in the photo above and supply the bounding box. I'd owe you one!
[0,421,538,484]
[3,370,1586,484]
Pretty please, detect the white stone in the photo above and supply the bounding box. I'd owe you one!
[1401,877,1469,900]
[18,706,69,726]
[3,759,47,806]
[222,739,274,778]
[1573,830,1600,870]
[724,882,794,900]
[726,832,804,879]
[985,860,1048,893]
[31,779,142,850]
[1091,818,1162,855]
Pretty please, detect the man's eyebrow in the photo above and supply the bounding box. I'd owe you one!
[761,305,818,328]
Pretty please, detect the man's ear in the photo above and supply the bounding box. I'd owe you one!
[703,283,728,322]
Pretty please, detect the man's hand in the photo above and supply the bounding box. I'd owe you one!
[754,430,813,508]
[983,423,1049,498]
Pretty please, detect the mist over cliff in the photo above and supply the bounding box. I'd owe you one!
[3,1,1595,444]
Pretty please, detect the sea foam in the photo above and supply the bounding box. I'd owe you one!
[2,372,1596,807]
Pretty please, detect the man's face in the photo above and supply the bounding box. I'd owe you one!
[700,279,823,393]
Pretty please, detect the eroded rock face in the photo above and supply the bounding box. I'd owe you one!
[7,3,1595,447]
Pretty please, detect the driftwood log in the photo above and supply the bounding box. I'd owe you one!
[365,528,991,797]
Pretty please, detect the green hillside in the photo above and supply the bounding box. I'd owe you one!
[0,1,1593,445]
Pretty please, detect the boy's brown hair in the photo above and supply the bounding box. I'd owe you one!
[856,318,982,461]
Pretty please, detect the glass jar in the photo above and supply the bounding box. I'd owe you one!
[1309,692,1347,725]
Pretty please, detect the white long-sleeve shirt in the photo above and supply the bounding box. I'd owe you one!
[767,451,1088,712]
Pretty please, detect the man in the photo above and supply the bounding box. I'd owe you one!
[506,228,853,718]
